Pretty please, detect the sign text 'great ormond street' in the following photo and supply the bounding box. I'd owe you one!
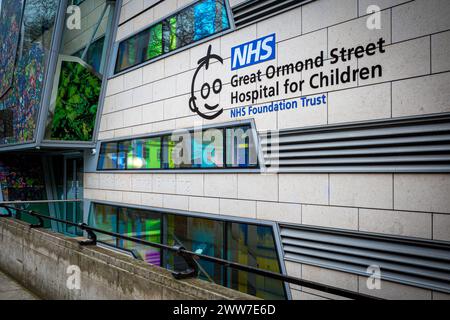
[189,35,386,120]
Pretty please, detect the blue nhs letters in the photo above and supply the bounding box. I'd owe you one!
[231,34,276,70]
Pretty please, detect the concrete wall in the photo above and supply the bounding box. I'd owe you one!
[0,218,255,300]
[85,0,450,300]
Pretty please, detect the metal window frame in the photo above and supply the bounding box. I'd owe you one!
[86,198,292,299]
[109,0,236,78]
[89,119,265,173]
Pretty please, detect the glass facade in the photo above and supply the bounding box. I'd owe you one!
[97,125,258,170]
[91,204,162,265]
[0,155,46,201]
[119,207,162,265]
[165,214,225,284]
[0,153,84,236]
[0,0,59,145]
[227,223,286,299]
[0,0,25,97]
[90,203,287,300]
[44,0,116,142]
[115,0,230,74]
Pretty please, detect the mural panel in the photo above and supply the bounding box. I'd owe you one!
[0,0,25,98]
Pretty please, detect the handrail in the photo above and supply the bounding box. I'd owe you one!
[0,204,382,300]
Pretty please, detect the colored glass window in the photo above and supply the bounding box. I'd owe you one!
[98,142,118,170]
[114,0,230,74]
[74,36,106,74]
[118,208,161,266]
[145,137,162,169]
[91,204,117,246]
[126,138,162,169]
[89,203,288,299]
[162,135,177,169]
[192,129,224,168]
[227,223,286,300]
[97,125,257,170]
[166,214,224,283]
[118,140,130,170]
[225,126,257,168]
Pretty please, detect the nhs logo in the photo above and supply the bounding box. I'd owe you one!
[231,34,276,71]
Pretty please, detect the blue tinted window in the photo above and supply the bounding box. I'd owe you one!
[97,125,256,170]
[115,0,230,74]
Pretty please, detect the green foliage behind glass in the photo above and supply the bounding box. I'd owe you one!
[50,61,101,141]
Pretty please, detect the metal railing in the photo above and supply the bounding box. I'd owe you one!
[0,203,381,300]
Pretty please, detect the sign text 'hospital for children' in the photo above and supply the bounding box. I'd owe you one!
[228,35,386,116]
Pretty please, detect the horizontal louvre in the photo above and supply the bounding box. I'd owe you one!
[261,115,450,172]
[280,225,450,293]
[232,0,307,27]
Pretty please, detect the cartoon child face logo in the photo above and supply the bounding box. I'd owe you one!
[189,45,224,120]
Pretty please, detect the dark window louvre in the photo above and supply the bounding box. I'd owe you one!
[261,115,450,173]
[280,224,450,293]
[232,0,308,27]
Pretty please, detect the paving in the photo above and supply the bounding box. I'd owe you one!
[0,269,39,300]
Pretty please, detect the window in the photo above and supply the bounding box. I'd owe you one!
[165,214,225,284]
[0,155,46,201]
[97,142,118,170]
[91,204,162,265]
[90,203,287,299]
[44,0,116,142]
[91,203,118,246]
[226,125,257,168]
[97,124,258,170]
[227,222,285,299]
[118,207,161,265]
[114,0,231,74]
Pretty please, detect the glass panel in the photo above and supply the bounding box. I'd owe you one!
[165,214,224,284]
[227,223,286,300]
[145,137,162,169]
[91,203,117,246]
[74,36,105,74]
[118,140,130,170]
[98,142,118,170]
[65,158,83,236]
[0,0,59,145]
[192,129,224,168]
[226,126,257,168]
[0,155,46,201]
[162,135,177,169]
[115,0,230,73]
[44,0,116,142]
[127,139,146,169]
[0,0,25,97]
[47,59,102,141]
[118,208,161,265]
[127,137,163,169]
